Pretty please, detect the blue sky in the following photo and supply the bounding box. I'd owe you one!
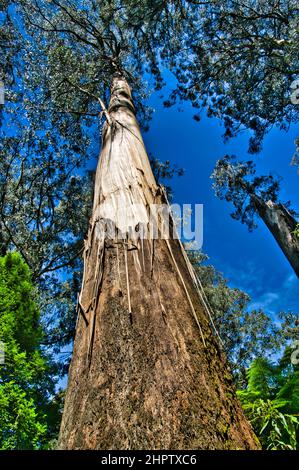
[59,84,299,391]
[6,3,298,321]
[141,74,299,319]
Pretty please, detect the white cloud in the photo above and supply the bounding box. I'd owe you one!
[220,262,298,316]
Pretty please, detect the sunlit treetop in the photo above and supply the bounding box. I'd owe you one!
[14,0,187,137]
[9,0,298,157]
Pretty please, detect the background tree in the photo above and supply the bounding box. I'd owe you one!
[0,252,61,449]
[211,155,299,277]
[188,250,299,386]
[0,132,93,371]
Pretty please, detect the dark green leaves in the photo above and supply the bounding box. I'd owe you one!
[0,252,60,449]
[238,350,299,449]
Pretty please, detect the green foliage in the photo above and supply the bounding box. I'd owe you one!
[0,133,92,369]
[0,252,60,449]
[238,350,299,450]
[163,0,299,155]
[242,398,299,450]
[0,382,47,450]
[211,155,291,231]
[293,224,299,239]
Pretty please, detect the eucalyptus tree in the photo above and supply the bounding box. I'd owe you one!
[211,155,299,277]
[14,0,259,449]
[0,252,60,449]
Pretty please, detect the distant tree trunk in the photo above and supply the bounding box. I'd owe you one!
[252,195,299,278]
[58,76,259,450]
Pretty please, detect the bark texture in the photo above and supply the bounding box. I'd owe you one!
[253,195,299,277]
[58,77,259,450]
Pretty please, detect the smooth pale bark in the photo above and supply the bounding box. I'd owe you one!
[252,195,299,278]
[58,77,259,450]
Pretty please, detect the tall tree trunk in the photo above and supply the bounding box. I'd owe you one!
[58,76,259,450]
[252,195,299,277]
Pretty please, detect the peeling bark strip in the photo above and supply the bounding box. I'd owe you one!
[252,195,299,278]
[58,77,259,450]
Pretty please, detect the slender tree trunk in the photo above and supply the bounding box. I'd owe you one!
[58,76,259,450]
[252,195,299,277]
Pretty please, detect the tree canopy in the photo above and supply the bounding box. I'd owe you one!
[0,0,298,447]
[164,0,299,155]
[211,154,294,231]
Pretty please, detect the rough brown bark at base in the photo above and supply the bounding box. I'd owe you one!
[58,76,259,450]
[59,234,259,449]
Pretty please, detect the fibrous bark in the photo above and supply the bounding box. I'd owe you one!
[58,76,259,450]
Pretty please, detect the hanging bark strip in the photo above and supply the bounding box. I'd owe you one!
[158,185,223,346]
[58,76,259,450]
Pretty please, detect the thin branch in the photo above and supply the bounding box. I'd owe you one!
[36,246,84,278]
[56,109,101,117]
[65,79,112,125]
